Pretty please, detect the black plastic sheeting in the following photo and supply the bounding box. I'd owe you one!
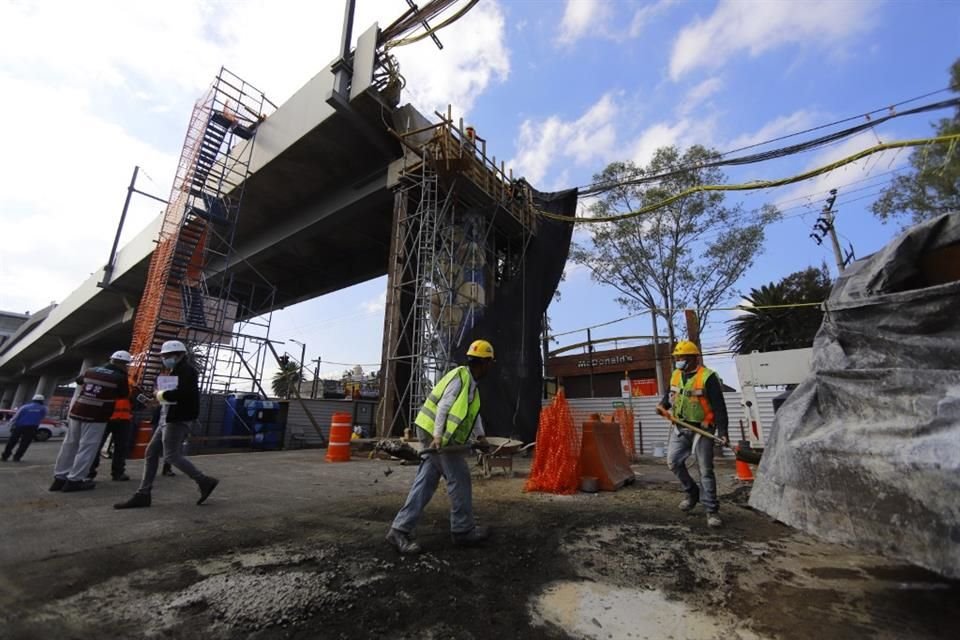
[463,188,577,445]
[750,211,960,578]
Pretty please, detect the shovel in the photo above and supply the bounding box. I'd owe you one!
[656,408,761,464]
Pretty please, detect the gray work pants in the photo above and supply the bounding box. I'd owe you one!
[54,419,106,482]
[667,426,719,512]
[137,421,204,493]
[391,451,475,535]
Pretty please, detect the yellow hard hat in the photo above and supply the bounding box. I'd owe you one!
[672,340,700,356]
[466,339,495,359]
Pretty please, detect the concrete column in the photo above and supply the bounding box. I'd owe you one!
[0,386,15,409]
[11,378,37,408]
[34,374,59,402]
[79,357,96,374]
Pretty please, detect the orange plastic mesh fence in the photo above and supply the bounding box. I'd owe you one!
[612,407,636,461]
[524,389,581,494]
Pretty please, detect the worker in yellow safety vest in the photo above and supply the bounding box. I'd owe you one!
[657,340,729,529]
[386,339,496,554]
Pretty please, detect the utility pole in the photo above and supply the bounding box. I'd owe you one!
[650,312,664,396]
[810,189,846,272]
[312,357,322,399]
[289,339,306,396]
[587,328,595,398]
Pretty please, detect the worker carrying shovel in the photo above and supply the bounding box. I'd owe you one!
[386,339,496,554]
[656,340,729,529]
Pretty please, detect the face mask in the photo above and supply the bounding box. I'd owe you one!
[162,356,179,369]
[675,359,687,370]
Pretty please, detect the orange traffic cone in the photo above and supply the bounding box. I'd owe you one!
[130,421,153,460]
[735,459,754,482]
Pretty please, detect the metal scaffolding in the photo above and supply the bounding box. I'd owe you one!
[128,67,278,400]
[378,111,537,437]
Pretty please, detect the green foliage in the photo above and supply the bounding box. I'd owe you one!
[873,58,960,225]
[570,145,780,342]
[271,360,302,398]
[727,264,833,355]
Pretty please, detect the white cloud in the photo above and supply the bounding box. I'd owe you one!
[669,0,877,80]
[361,291,387,314]
[509,93,620,184]
[726,110,819,152]
[678,77,723,116]
[629,0,679,38]
[557,0,611,45]
[0,0,510,312]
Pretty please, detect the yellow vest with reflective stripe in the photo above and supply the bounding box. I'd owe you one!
[414,366,482,446]
[669,366,716,425]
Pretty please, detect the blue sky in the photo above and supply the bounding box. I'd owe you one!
[1,0,958,386]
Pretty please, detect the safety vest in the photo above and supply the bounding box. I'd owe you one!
[110,397,132,421]
[669,366,716,425]
[414,366,481,446]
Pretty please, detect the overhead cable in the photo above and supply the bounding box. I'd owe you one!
[542,133,960,223]
[577,97,960,196]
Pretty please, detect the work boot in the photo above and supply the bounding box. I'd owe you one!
[62,480,96,492]
[196,476,219,505]
[162,465,176,477]
[706,512,723,528]
[49,478,66,492]
[452,525,490,547]
[1,455,8,462]
[114,492,151,509]
[385,528,422,555]
[679,490,700,512]
[112,473,131,481]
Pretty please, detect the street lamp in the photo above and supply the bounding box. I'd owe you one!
[289,339,306,396]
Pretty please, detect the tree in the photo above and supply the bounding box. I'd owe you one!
[571,145,779,343]
[271,359,302,398]
[727,264,832,354]
[872,58,960,225]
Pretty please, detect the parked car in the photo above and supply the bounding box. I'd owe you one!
[0,409,67,441]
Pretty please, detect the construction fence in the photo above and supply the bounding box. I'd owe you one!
[550,390,781,457]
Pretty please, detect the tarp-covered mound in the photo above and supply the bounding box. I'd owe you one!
[749,211,960,578]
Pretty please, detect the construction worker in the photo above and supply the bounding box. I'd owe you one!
[115,340,219,509]
[2,394,48,462]
[657,340,729,528]
[50,352,130,492]
[86,351,135,481]
[386,339,495,554]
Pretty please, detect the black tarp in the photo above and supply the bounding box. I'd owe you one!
[749,211,960,578]
[463,188,577,444]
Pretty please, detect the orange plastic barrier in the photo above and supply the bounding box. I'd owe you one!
[524,390,581,494]
[130,421,153,460]
[579,420,635,491]
[325,412,352,462]
[611,407,636,460]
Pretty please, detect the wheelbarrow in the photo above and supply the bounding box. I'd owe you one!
[476,437,535,478]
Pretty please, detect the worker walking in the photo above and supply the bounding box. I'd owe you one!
[386,339,495,554]
[657,340,729,528]
[86,351,136,482]
[115,340,218,509]
[50,352,130,492]
[2,394,48,462]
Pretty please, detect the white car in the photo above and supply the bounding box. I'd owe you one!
[0,408,67,441]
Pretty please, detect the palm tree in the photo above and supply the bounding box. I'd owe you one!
[728,266,832,354]
[271,360,302,399]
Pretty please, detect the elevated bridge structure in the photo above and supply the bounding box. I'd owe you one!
[0,22,574,441]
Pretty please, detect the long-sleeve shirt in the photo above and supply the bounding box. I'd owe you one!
[11,401,47,428]
[422,368,485,443]
[659,369,729,439]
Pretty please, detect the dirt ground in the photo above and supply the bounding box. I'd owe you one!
[1,447,958,639]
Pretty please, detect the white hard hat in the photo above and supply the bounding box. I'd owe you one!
[160,340,188,355]
[32,394,45,401]
[111,350,133,363]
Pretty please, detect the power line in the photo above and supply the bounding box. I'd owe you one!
[576,96,958,196]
